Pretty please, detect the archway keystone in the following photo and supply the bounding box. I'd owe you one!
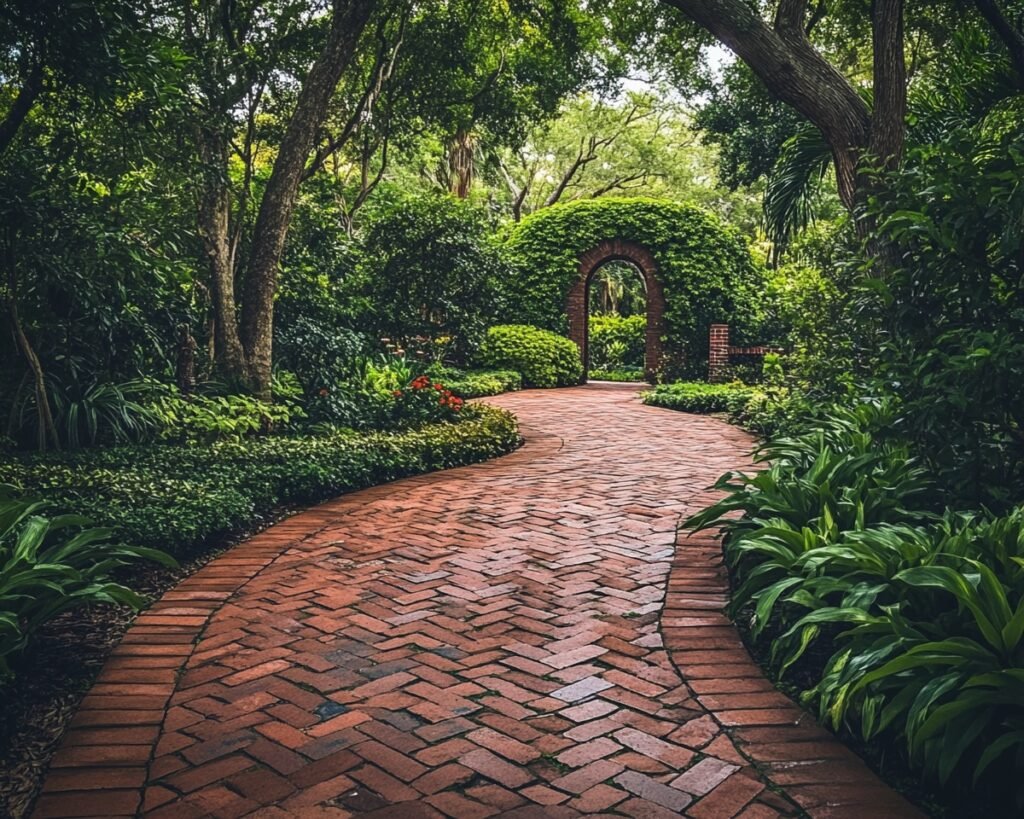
[567,239,666,382]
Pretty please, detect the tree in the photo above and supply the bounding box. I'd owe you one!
[178,0,376,397]
[493,90,760,229]
[658,0,907,224]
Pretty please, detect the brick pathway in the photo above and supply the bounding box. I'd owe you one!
[33,385,922,818]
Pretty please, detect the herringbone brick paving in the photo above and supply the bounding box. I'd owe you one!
[32,384,922,818]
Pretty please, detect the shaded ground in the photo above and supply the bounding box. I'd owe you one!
[32,385,921,818]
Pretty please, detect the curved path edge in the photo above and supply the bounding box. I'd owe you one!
[31,386,921,819]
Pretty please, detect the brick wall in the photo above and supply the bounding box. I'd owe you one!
[569,239,664,382]
[708,324,731,383]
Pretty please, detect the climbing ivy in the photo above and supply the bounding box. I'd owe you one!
[502,198,765,378]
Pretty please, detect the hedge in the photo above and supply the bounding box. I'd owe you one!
[0,406,520,555]
[642,382,755,414]
[476,325,583,388]
[502,198,765,378]
[442,369,522,398]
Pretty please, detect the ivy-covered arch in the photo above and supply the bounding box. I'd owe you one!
[503,198,764,380]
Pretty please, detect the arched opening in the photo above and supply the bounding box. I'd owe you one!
[586,260,648,381]
[566,239,666,383]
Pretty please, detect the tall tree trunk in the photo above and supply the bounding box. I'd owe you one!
[448,129,476,199]
[240,0,375,398]
[0,61,44,157]
[195,125,250,386]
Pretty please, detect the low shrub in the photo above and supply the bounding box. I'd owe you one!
[390,375,465,428]
[589,367,646,383]
[642,381,754,414]
[433,368,522,398]
[0,406,519,556]
[476,325,582,388]
[0,486,175,682]
[149,389,305,443]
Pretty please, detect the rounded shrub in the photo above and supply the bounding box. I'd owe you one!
[476,325,583,388]
[502,198,765,378]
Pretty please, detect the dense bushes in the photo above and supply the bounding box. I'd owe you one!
[503,198,765,377]
[476,325,583,388]
[588,314,645,373]
[688,402,1024,809]
[428,367,522,398]
[0,406,519,556]
[354,192,509,363]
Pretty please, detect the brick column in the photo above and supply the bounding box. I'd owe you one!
[708,324,730,382]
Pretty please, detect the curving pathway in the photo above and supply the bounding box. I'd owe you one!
[33,385,921,818]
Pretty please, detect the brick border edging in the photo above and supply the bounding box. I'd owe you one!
[663,528,924,818]
[29,435,554,819]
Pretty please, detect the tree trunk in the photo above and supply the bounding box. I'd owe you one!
[663,0,907,248]
[5,257,60,451]
[240,0,375,398]
[0,61,43,157]
[448,129,476,199]
[195,125,250,386]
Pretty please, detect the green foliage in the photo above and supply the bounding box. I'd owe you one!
[0,485,175,682]
[476,325,582,388]
[589,367,645,383]
[503,198,764,378]
[355,192,509,363]
[863,97,1024,509]
[642,382,754,414]
[687,398,1024,807]
[588,314,645,370]
[0,407,519,557]
[8,378,160,450]
[694,62,807,191]
[148,388,305,443]
[429,367,522,398]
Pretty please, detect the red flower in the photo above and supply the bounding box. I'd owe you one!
[393,390,403,397]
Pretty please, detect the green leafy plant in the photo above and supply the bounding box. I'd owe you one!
[429,367,522,398]
[0,407,519,556]
[642,381,754,414]
[148,386,305,443]
[588,314,646,371]
[390,375,465,428]
[9,377,159,450]
[0,485,175,681]
[476,325,582,388]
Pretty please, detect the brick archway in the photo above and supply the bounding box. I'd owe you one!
[567,239,666,382]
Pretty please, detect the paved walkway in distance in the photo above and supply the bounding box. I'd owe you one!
[34,384,922,819]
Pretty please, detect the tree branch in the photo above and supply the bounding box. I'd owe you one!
[973,0,1024,85]
[0,61,44,157]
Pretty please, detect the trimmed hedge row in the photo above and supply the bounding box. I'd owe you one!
[0,406,520,555]
[443,369,522,398]
[642,382,754,414]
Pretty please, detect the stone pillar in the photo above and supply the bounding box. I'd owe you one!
[708,324,730,382]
